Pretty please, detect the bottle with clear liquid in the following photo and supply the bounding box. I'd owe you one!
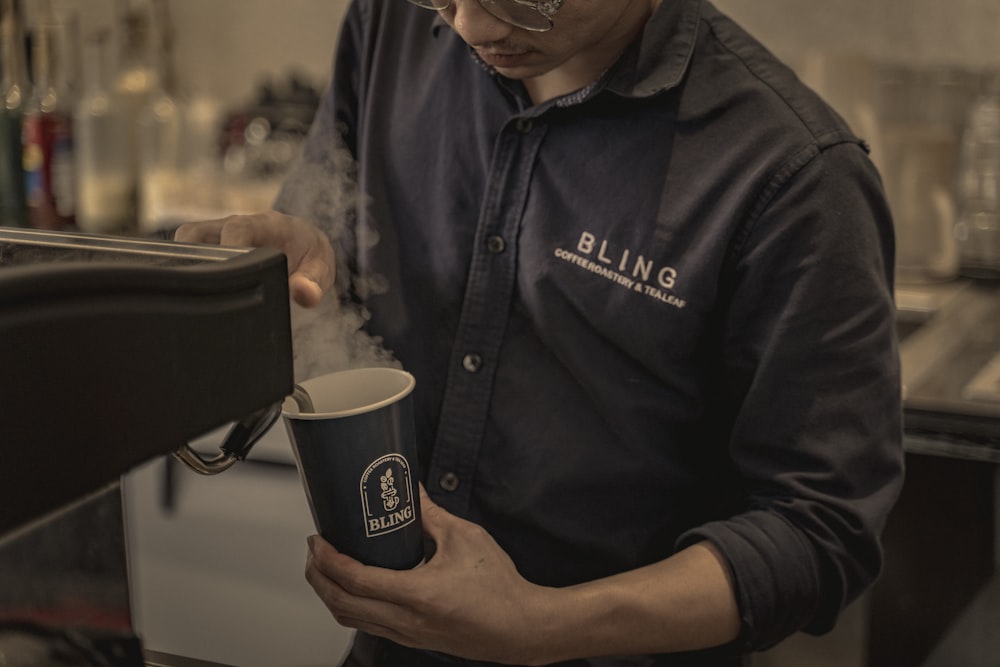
[0,0,28,227]
[23,13,75,230]
[114,3,158,191]
[137,0,222,232]
[74,30,135,233]
[137,0,179,231]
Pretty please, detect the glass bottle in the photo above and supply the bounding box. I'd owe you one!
[74,29,134,234]
[51,9,80,108]
[22,10,75,230]
[137,0,181,232]
[0,0,28,227]
[137,0,222,233]
[114,2,158,198]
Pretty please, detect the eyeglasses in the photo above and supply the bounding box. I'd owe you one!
[406,0,565,32]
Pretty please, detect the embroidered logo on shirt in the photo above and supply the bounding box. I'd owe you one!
[554,232,687,309]
[360,454,416,538]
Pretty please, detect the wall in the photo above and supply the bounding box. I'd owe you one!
[713,0,1000,70]
[165,0,349,105]
[35,1,1000,112]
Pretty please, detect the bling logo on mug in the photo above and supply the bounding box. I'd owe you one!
[361,454,416,537]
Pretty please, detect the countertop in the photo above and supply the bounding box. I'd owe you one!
[144,650,236,667]
[897,279,1000,461]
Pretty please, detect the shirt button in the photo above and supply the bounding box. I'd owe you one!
[439,472,460,492]
[515,118,533,133]
[462,353,483,373]
[486,235,506,253]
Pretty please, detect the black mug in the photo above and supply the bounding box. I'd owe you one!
[282,367,424,570]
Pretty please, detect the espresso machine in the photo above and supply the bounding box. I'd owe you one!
[0,228,294,666]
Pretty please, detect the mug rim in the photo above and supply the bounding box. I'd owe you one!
[282,367,415,419]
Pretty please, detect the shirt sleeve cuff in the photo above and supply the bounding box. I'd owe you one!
[676,510,823,651]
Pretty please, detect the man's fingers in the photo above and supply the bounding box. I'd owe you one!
[218,217,266,248]
[290,274,325,308]
[173,219,225,244]
[289,246,335,305]
[175,214,297,250]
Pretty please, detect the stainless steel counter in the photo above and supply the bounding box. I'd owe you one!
[897,279,1000,459]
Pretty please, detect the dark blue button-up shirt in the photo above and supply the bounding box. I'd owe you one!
[276,0,904,662]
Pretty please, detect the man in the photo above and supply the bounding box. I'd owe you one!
[177,0,904,664]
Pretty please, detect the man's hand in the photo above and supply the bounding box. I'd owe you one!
[174,211,334,308]
[304,487,561,665]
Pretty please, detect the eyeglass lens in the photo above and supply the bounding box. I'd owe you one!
[407,0,554,32]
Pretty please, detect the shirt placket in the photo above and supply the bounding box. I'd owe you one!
[427,116,545,516]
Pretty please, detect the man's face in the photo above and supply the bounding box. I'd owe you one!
[438,0,652,84]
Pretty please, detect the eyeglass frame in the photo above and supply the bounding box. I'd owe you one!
[406,0,567,32]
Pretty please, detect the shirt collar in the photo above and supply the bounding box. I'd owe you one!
[605,0,702,98]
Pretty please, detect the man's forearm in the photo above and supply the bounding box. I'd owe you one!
[531,541,741,664]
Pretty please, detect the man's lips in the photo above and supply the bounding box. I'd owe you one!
[477,49,531,69]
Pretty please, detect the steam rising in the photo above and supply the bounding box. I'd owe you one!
[276,130,399,382]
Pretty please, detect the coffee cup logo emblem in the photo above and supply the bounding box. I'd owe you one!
[360,454,416,538]
[380,468,400,511]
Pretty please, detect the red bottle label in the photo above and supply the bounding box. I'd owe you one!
[23,112,75,230]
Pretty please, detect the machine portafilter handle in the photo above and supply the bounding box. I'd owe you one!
[171,385,314,474]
